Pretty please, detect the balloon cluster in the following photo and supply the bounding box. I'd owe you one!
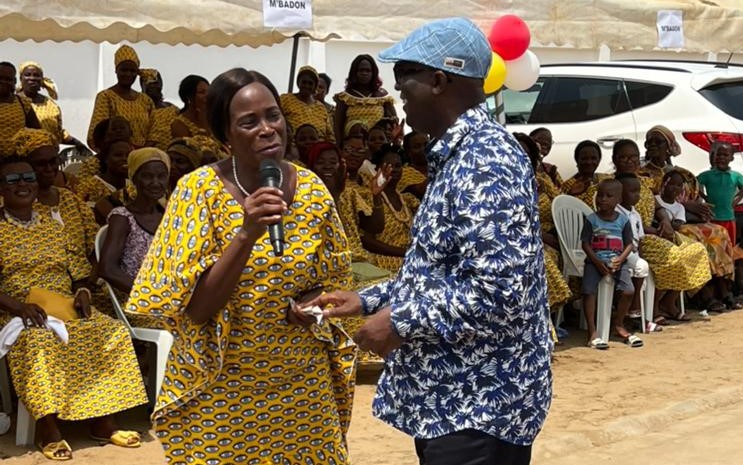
[483,15,540,94]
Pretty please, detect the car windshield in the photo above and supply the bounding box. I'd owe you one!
[700,80,743,120]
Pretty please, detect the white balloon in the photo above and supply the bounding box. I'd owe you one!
[504,50,541,92]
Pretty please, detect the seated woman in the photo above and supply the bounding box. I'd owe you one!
[306,141,344,202]
[76,116,132,185]
[78,137,131,224]
[0,156,147,460]
[561,140,610,205]
[170,75,211,139]
[280,66,334,142]
[141,68,179,151]
[359,144,419,272]
[612,140,712,320]
[399,130,428,199]
[293,123,320,166]
[638,126,736,312]
[166,137,203,191]
[530,127,563,188]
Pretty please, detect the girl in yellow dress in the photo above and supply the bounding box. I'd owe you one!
[280,66,334,143]
[333,55,396,142]
[127,69,356,465]
[86,45,153,150]
[0,156,147,460]
[16,62,86,150]
[399,130,428,199]
[0,61,41,156]
[561,140,611,206]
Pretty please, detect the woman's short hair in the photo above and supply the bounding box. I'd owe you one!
[612,139,639,161]
[178,74,209,107]
[319,73,332,89]
[371,143,404,167]
[346,54,381,92]
[207,68,281,144]
[574,140,602,162]
[512,132,540,169]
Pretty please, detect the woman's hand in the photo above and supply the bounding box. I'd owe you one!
[11,302,47,328]
[370,163,393,196]
[684,200,713,222]
[240,186,287,243]
[287,287,324,327]
[657,218,675,241]
[74,289,92,318]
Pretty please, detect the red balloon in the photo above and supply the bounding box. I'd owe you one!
[488,15,531,61]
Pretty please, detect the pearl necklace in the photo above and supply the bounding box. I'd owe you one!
[232,156,251,197]
[381,191,411,223]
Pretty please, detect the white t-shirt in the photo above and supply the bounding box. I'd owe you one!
[616,204,644,249]
[655,195,686,223]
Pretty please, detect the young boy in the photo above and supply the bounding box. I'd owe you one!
[616,173,656,332]
[581,179,641,349]
[697,141,743,245]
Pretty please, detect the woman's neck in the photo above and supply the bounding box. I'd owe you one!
[22,89,39,100]
[296,93,313,104]
[351,85,372,96]
[101,171,126,189]
[4,205,32,221]
[112,83,131,94]
[576,172,596,180]
[37,185,58,206]
[128,194,159,213]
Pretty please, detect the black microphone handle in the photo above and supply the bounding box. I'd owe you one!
[264,177,284,256]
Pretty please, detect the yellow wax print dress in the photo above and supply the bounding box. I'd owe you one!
[26,95,69,144]
[0,213,147,421]
[371,191,419,272]
[75,174,117,207]
[560,173,611,208]
[147,105,179,150]
[280,94,335,142]
[536,172,572,309]
[333,91,394,131]
[87,89,154,148]
[0,95,35,156]
[639,163,734,278]
[126,165,357,465]
[398,165,427,194]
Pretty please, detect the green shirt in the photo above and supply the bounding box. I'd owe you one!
[697,168,743,221]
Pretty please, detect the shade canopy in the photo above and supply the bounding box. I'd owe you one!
[1,1,741,52]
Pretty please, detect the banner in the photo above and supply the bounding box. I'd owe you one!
[657,10,684,49]
[263,0,312,29]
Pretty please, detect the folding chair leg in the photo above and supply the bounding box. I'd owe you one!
[597,275,614,343]
[0,358,11,414]
[16,401,35,446]
[679,291,686,317]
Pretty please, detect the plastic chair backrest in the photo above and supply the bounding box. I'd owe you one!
[551,195,594,277]
[94,226,135,334]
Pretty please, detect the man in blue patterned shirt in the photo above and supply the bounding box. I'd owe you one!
[309,17,552,465]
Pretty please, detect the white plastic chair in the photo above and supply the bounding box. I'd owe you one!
[551,195,616,343]
[0,357,10,414]
[95,226,173,410]
[1,344,37,445]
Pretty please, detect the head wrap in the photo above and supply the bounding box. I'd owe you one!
[296,65,320,84]
[12,128,57,157]
[344,120,368,138]
[167,137,203,169]
[114,45,140,68]
[646,125,681,157]
[139,68,161,86]
[306,142,339,170]
[17,61,58,100]
[191,135,229,160]
[128,147,170,180]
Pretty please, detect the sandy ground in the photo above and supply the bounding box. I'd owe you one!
[2,310,743,464]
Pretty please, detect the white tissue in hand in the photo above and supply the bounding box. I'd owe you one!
[301,305,323,324]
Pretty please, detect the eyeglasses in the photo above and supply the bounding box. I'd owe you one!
[645,137,667,147]
[1,171,37,184]
[393,64,431,82]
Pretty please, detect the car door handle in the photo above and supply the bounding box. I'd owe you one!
[596,136,622,148]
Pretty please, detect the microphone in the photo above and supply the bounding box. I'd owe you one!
[259,158,284,256]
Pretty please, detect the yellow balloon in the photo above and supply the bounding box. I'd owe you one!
[484,52,507,94]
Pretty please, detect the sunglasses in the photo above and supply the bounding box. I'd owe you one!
[393,63,454,84]
[1,171,37,184]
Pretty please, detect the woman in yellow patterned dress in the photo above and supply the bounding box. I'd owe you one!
[76,136,131,220]
[561,140,611,207]
[399,130,428,199]
[281,66,335,143]
[140,68,179,150]
[126,69,356,465]
[0,61,41,156]
[333,55,396,144]
[16,62,86,150]
[86,46,153,150]
[612,139,711,319]
[638,125,734,312]
[0,156,147,460]
[170,75,210,138]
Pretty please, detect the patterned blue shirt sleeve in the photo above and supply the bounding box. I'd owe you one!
[358,278,393,315]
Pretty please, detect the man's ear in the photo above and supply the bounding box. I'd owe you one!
[431,70,449,96]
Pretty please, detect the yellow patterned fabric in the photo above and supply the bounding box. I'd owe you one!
[75,174,117,206]
[86,89,154,148]
[35,187,97,258]
[147,105,179,150]
[26,96,69,144]
[398,165,427,194]
[12,127,56,156]
[640,233,711,292]
[171,113,207,138]
[338,181,375,263]
[126,165,356,465]
[18,62,58,100]
[372,191,419,272]
[0,215,147,421]
[0,95,35,156]
[638,163,701,201]
[560,173,611,207]
[679,223,734,278]
[576,174,655,226]
[333,91,394,130]
[544,245,571,309]
[114,45,140,68]
[280,93,335,142]
[537,171,560,233]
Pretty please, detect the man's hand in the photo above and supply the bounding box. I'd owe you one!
[354,307,403,357]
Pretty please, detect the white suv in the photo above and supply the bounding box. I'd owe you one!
[503,60,743,177]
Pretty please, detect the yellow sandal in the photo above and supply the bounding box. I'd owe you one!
[90,430,141,448]
[38,439,73,461]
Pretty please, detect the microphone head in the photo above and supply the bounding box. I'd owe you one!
[259,158,282,184]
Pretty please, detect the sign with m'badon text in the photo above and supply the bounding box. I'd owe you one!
[263,0,313,29]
